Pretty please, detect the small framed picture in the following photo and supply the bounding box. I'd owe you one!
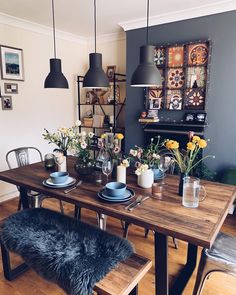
[149,98,161,109]
[1,96,13,110]
[195,113,207,124]
[0,45,24,81]
[106,65,116,81]
[4,82,18,94]
[184,113,195,123]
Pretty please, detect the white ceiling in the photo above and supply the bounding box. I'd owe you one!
[0,0,235,37]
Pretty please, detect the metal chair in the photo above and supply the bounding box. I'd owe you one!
[193,232,236,295]
[6,147,64,213]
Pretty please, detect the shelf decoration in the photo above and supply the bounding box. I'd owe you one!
[147,40,210,112]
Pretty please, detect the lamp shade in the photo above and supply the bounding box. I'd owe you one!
[83,53,109,88]
[131,45,161,87]
[44,58,69,88]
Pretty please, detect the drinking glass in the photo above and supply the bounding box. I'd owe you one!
[182,177,206,208]
[158,155,173,184]
[102,160,113,184]
[44,153,55,169]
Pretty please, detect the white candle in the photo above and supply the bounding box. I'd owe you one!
[117,165,126,184]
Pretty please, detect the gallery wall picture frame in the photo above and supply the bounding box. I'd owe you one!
[4,82,18,94]
[0,45,24,81]
[106,65,116,81]
[1,96,13,110]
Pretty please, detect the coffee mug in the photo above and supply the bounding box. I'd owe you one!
[182,177,206,208]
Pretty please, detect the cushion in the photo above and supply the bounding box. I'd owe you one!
[1,208,133,295]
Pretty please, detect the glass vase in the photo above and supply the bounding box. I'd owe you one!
[74,158,94,176]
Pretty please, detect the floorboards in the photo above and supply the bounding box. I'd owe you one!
[0,198,235,295]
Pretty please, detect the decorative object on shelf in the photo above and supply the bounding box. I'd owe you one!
[106,65,116,81]
[188,43,209,66]
[107,84,120,103]
[195,113,207,124]
[165,133,214,196]
[185,88,205,110]
[184,113,195,123]
[139,109,159,122]
[0,45,24,81]
[167,68,185,89]
[4,83,18,94]
[1,96,13,110]
[141,111,147,118]
[149,88,164,109]
[168,46,184,67]
[147,40,210,112]
[93,114,104,127]
[44,0,68,89]
[131,0,161,87]
[83,0,109,88]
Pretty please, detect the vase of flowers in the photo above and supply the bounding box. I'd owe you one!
[135,164,154,188]
[72,130,95,176]
[165,134,214,196]
[100,133,124,179]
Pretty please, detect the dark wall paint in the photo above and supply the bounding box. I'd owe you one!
[125,11,236,173]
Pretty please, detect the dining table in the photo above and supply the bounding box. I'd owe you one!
[0,156,235,295]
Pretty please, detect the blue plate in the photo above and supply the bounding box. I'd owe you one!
[98,188,135,203]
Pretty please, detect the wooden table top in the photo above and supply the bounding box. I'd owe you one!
[0,156,235,248]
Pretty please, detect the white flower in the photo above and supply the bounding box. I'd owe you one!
[135,164,149,175]
[88,132,94,138]
[130,149,138,157]
[121,159,130,168]
[75,120,81,127]
[81,141,87,149]
[152,153,160,160]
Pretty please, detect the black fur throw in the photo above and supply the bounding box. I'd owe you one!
[1,208,133,295]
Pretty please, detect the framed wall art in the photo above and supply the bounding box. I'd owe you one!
[147,40,211,111]
[4,82,18,94]
[0,45,24,81]
[106,65,116,81]
[1,96,13,110]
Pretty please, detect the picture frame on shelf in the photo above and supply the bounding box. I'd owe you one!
[195,113,207,124]
[4,82,18,94]
[0,45,24,81]
[184,113,195,123]
[149,98,161,110]
[1,96,13,110]
[106,65,116,81]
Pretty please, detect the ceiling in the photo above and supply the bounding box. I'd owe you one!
[0,0,235,37]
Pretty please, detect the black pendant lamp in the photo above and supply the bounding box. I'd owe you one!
[131,0,161,87]
[44,0,69,89]
[83,0,109,88]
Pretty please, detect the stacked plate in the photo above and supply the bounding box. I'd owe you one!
[98,187,135,203]
[43,177,76,189]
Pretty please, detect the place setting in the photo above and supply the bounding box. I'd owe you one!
[42,171,77,189]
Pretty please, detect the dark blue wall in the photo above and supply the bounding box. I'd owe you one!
[125,11,236,173]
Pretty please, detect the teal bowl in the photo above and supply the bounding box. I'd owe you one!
[50,172,69,184]
[105,182,127,197]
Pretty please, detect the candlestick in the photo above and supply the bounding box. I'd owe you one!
[117,165,126,184]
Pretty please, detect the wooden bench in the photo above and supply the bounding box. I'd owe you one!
[0,218,151,295]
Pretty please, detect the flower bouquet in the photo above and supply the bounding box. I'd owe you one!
[165,134,214,195]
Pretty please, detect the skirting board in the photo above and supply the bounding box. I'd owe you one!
[0,189,18,203]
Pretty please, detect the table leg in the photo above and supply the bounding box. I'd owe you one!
[19,187,29,209]
[155,232,169,295]
[170,243,198,295]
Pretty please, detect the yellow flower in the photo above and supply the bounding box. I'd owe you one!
[187,142,195,151]
[101,133,107,139]
[192,136,200,143]
[166,140,179,149]
[198,139,207,148]
[116,133,124,140]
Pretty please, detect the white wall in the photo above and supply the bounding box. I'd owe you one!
[0,23,126,202]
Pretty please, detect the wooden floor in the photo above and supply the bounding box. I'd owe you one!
[0,198,235,295]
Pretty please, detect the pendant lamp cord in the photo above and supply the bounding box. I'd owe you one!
[52,0,57,58]
[94,0,97,53]
[146,0,149,45]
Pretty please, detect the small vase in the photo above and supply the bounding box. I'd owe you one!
[74,158,94,176]
[178,173,187,196]
[137,169,154,188]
